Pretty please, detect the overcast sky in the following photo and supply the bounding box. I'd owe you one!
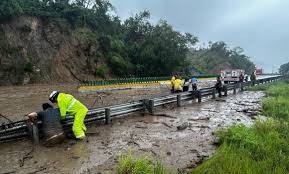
[109,0,289,73]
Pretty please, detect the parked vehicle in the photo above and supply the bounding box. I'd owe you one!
[220,69,245,83]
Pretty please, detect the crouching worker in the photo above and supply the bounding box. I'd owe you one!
[49,91,88,140]
[28,103,65,146]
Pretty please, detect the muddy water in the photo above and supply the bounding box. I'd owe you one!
[0,91,265,174]
[0,82,213,122]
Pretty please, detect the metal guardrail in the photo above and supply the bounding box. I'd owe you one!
[0,76,284,143]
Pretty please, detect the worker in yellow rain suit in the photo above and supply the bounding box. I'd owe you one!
[49,91,88,139]
[171,75,176,93]
[174,76,183,93]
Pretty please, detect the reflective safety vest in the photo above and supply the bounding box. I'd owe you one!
[57,93,88,119]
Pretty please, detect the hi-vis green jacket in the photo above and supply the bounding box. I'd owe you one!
[57,93,88,119]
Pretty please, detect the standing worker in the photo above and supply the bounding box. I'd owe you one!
[251,72,257,81]
[49,91,88,139]
[214,76,223,97]
[191,77,198,91]
[239,73,245,83]
[183,78,190,92]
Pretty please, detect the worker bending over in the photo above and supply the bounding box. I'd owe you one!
[49,91,88,139]
[28,103,65,145]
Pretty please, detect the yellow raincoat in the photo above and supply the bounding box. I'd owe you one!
[58,93,88,139]
[174,79,183,91]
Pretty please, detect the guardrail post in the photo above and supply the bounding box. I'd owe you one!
[212,88,216,99]
[177,95,181,107]
[197,90,202,103]
[32,123,39,144]
[233,84,237,95]
[26,121,39,144]
[142,99,148,113]
[105,108,111,124]
[148,100,154,114]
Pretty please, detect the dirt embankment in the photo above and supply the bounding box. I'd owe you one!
[0,90,265,174]
[0,16,102,85]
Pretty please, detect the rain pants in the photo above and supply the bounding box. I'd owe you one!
[58,93,88,139]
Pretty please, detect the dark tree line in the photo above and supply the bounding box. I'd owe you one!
[280,62,289,75]
[187,42,256,75]
[0,0,255,77]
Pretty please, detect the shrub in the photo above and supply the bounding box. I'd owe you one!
[24,62,33,73]
[96,64,109,78]
[116,152,171,174]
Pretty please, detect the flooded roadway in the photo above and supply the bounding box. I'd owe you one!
[0,91,265,174]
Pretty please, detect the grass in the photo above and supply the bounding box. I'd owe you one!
[191,80,289,174]
[116,152,173,174]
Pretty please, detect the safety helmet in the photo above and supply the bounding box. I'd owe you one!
[49,91,59,103]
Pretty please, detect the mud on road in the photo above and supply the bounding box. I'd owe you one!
[0,90,265,174]
[0,82,213,122]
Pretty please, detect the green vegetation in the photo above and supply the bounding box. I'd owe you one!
[192,81,289,174]
[116,152,172,174]
[0,0,255,79]
[96,64,109,78]
[247,82,276,91]
[279,62,289,75]
[188,42,255,74]
[24,62,33,73]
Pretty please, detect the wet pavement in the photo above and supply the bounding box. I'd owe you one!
[0,91,265,174]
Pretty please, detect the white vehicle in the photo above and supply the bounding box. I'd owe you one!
[220,69,245,83]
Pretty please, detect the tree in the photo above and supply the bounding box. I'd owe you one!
[0,0,22,22]
[280,62,289,75]
[187,41,255,75]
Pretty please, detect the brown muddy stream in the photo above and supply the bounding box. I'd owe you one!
[0,91,265,174]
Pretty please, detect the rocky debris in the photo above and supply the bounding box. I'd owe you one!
[149,113,178,119]
[135,125,148,129]
[177,122,189,130]
[188,117,210,121]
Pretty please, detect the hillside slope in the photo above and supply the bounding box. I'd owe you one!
[0,16,101,85]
